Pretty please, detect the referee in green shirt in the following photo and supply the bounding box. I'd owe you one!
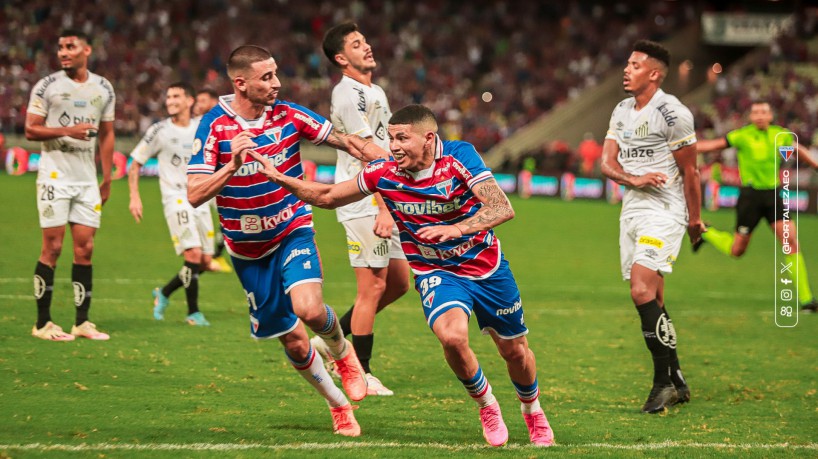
[696,101,818,312]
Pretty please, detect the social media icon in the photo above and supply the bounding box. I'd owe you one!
[781,289,793,301]
[780,278,793,285]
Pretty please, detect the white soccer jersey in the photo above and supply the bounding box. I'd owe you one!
[605,89,696,225]
[130,118,199,203]
[330,75,391,222]
[27,70,115,185]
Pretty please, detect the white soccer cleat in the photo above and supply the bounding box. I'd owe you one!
[365,373,394,396]
[32,322,75,341]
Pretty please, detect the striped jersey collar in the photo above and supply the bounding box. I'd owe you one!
[218,94,273,121]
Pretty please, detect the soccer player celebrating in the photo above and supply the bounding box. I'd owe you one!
[314,21,410,396]
[601,40,704,413]
[25,29,115,341]
[128,83,213,326]
[248,104,555,447]
[187,45,379,437]
[695,101,818,312]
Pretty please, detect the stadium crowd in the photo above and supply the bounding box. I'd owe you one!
[0,0,693,153]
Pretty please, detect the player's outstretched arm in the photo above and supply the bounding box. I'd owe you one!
[418,179,514,243]
[247,150,365,209]
[324,131,389,163]
[127,160,144,223]
[673,143,705,243]
[696,137,728,154]
[601,139,667,188]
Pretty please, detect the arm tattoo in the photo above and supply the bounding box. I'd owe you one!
[458,180,513,233]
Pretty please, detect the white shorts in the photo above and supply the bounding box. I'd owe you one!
[163,198,215,256]
[619,216,686,280]
[342,215,405,268]
[37,182,101,229]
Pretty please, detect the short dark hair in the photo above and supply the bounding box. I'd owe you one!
[322,22,359,68]
[59,29,90,43]
[197,88,219,99]
[633,39,670,68]
[390,104,438,127]
[168,82,195,98]
[227,45,272,77]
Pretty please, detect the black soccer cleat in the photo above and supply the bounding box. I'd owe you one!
[671,385,691,405]
[801,300,818,314]
[692,223,711,253]
[641,385,679,414]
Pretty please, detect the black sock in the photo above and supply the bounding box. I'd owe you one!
[34,261,55,329]
[637,299,672,387]
[182,261,201,315]
[161,274,184,298]
[214,233,225,258]
[73,264,92,326]
[352,333,374,374]
[662,305,686,387]
[339,305,354,337]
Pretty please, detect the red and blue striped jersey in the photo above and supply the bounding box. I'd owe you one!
[357,135,500,279]
[188,95,332,259]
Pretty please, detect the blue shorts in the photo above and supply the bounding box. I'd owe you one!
[414,258,528,339]
[231,228,323,339]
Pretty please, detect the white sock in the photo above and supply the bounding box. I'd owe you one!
[521,398,542,415]
[314,305,349,359]
[289,346,348,408]
[475,385,497,408]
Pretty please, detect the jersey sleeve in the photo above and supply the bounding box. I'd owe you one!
[27,76,51,118]
[357,159,388,196]
[99,77,116,122]
[666,103,697,151]
[451,141,493,188]
[288,102,333,145]
[129,122,161,165]
[188,113,218,175]
[331,88,372,138]
[605,105,620,141]
[725,128,740,148]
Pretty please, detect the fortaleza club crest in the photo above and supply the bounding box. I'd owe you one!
[779,145,794,161]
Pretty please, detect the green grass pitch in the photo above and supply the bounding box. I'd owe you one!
[1,173,816,458]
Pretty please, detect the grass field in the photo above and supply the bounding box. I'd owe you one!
[1,173,817,458]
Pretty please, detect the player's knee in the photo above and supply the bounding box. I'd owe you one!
[437,332,469,353]
[74,239,94,260]
[299,302,328,327]
[497,341,527,364]
[629,284,653,305]
[41,240,62,260]
[393,276,410,296]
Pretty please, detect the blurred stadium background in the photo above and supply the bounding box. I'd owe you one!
[1,0,817,211]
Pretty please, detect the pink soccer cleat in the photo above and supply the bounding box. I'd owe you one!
[333,340,368,402]
[71,321,110,340]
[523,409,555,446]
[479,401,508,447]
[330,404,361,437]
